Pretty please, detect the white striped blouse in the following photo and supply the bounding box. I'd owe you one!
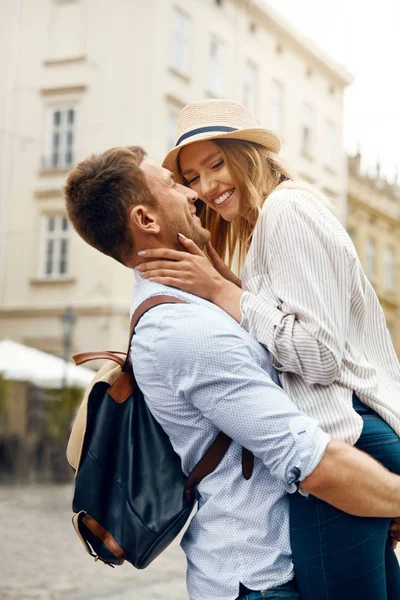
[240,187,400,445]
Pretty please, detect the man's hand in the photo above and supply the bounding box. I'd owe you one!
[389,517,400,550]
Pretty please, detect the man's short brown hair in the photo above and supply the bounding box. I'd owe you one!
[64,146,154,263]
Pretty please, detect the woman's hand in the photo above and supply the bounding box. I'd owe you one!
[136,234,231,302]
[205,242,242,288]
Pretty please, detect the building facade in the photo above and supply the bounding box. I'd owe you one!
[347,153,400,357]
[0,0,352,356]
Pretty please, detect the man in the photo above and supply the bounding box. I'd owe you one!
[65,146,400,600]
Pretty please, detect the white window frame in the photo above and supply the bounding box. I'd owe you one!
[44,105,76,169]
[302,103,315,157]
[39,215,70,280]
[243,60,258,115]
[270,79,284,137]
[384,246,394,291]
[324,119,337,170]
[170,8,190,76]
[208,36,225,97]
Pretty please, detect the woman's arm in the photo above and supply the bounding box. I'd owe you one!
[240,191,351,386]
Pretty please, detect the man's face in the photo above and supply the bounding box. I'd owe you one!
[140,159,210,250]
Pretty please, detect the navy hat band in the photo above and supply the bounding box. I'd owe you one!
[175,125,239,147]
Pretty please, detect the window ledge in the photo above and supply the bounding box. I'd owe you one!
[205,89,224,99]
[39,168,71,177]
[168,66,191,84]
[300,172,316,185]
[301,151,314,162]
[324,164,336,175]
[43,55,87,67]
[30,277,76,286]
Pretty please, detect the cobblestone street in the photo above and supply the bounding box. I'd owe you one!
[0,485,188,600]
[2,484,400,600]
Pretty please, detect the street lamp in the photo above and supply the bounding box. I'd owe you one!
[60,306,76,388]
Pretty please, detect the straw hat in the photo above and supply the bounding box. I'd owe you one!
[162,99,281,176]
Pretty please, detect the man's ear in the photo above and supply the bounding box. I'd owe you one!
[129,205,161,235]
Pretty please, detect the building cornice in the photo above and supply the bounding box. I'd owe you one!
[247,0,353,87]
[347,195,400,228]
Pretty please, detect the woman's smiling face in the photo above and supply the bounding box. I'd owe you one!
[179,140,240,222]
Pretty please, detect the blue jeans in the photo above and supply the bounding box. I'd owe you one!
[238,579,300,599]
[289,395,400,599]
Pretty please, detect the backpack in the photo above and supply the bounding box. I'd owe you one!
[67,294,253,569]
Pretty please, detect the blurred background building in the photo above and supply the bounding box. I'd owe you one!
[347,152,400,356]
[0,0,353,356]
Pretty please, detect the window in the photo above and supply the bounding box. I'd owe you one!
[208,36,225,97]
[243,61,257,115]
[270,80,284,136]
[365,238,376,281]
[302,104,315,157]
[324,119,337,170]
[167,107,180,151]
[40,215,70,279]
[44,107,75,169]
[48,0,84,61]
[384,246,394,290]
[170,8,190,76]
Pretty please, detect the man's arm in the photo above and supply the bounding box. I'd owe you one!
[150,304,400,518]
[302,439,400,517]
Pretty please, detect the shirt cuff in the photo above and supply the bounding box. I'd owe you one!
[284,415,331,494]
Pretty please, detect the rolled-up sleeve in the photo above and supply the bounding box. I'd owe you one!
[154,304,330,490]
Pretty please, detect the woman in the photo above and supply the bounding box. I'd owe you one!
[137,99,400,599]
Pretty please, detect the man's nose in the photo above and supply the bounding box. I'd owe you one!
[185,187,198,203]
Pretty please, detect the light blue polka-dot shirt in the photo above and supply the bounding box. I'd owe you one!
[130,272,330,600]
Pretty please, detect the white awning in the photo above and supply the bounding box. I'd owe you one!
[0,339,95,389]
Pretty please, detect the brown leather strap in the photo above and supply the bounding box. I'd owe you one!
[73,351,126,368]
[82,514,125,564]
[127,295,253,482]
[185,432,232,501]
[122,295,187,372]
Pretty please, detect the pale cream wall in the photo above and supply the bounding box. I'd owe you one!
[0,0,352,356]
[347,167,400,357]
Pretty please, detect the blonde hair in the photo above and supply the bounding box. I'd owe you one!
[177,138,333,269]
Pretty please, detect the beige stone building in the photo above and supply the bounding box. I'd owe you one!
[347,153,400,357]
[0,0,352,356]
